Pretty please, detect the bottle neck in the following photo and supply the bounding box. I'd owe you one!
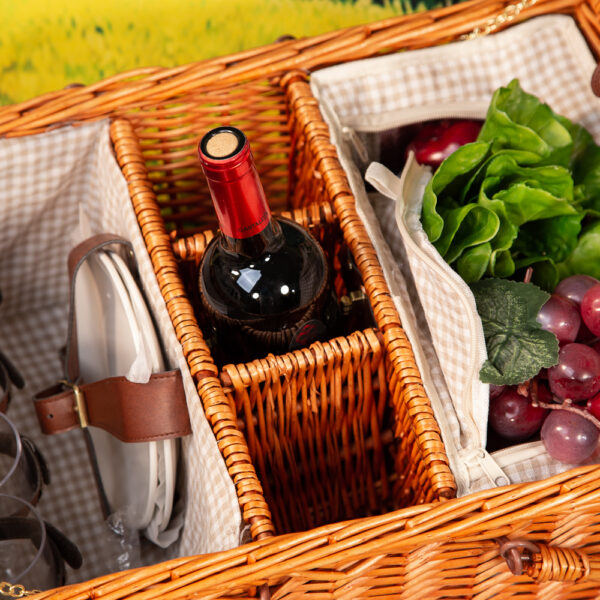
[219,216,283,257]
[198,127,282,258]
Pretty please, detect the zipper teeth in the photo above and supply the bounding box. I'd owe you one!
[393,158,488,450]
[344,102,489,133]
[491,440,545,465]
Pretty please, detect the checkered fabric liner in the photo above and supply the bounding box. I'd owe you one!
[0,121,242,583]
[311,15,600,495]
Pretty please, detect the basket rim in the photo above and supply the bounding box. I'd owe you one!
[31,463,600,600]
[0,0,588,139]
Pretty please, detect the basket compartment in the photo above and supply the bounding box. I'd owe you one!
[180,217,397,534]
[111,73,455,540]
[0,120,246,584]
[308,13,600,498]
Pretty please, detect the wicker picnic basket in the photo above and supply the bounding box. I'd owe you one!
[3,0,600,598]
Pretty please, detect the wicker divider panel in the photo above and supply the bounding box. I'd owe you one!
[219,328,391,535]
[283,71,456,503]
[111,118,275,542]
[30,465,600,600]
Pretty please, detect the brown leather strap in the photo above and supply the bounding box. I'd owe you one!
[34,234,191,442]
[34,370,190,442]
[64,233,137,383]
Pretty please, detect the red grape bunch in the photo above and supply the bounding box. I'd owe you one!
[489,274,600,464]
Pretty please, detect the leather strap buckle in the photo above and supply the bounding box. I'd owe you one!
[59,380,88,428]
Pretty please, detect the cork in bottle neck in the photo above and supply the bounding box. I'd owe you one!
[205,131,240,159]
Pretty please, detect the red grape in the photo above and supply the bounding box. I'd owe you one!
[581,284,600,336]
[576,320,596,344]
[587,393,600,420]
[541,409,599,463]
[555,274,599,307]
[548,343,600,401]
[489,387,548,442]
[536,294,581,344]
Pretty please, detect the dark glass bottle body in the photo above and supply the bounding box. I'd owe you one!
[197,126,338,365]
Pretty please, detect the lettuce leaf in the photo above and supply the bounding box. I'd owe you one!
[421,79,598,284]
[557,220,600,280]
[434,204,499,262]
[457,243,492,283]
[421,141,490,242]
[478,78,573,165]
[513,214,583,264]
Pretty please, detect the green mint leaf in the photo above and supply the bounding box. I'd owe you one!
[470,278,559,385]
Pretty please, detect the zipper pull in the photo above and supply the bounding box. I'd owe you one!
[460,447,511,488]
[476,448,511,487]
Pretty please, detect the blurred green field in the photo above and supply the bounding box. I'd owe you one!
[0,0,450,105]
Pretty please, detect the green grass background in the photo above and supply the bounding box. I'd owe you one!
[0,0,456,105]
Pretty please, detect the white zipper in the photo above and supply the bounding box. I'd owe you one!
[491,440,547,466]
[465,441,549,488]
[343,102,489,133]
[367,158,510,492]
[325,93,511,492]
[371,158,516,490]
[367,157,488,444]
[342,126,370,166]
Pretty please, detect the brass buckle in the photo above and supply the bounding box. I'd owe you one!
[59,380,88,428]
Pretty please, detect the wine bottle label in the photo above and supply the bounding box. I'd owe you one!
[289,319,327,351]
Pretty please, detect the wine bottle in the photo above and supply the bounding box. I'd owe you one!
[196,126,339,365]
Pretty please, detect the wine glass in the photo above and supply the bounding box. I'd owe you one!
[0,412,46,506]
[0,494,61,593]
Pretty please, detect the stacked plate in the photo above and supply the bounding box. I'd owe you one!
[74,249,177,544]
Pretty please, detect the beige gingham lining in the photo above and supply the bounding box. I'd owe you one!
[311,15,600,494]
[0,120,241,583]
[317,17,600,137]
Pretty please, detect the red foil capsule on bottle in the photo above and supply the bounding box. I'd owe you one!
[198,127,270,239]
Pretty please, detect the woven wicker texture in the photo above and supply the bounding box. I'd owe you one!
[1,0,596,140]
[30,466,600,599]
[106,33,461,546]
[2,0,600,598]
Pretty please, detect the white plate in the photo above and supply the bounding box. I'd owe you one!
[107,251,178,534]
[74,250,160,531]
